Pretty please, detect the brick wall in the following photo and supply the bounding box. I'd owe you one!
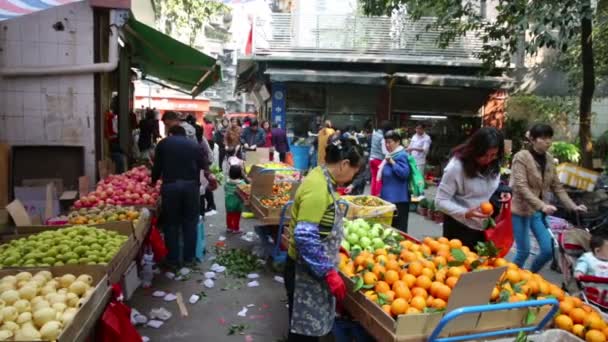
[0,1,96,182]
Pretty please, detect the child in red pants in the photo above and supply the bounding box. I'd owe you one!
[225,165,245,233]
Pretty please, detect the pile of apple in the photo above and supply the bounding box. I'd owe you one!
[342,219,404,253]
[74,166,160,209]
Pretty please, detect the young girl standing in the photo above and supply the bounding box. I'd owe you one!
[225,165,246,233]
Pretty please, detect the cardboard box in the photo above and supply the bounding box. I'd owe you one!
[245,147,270,166]
[121,261,141,300]
[341,266,552,341]
[5,199,32,227]
[0,143,9,207]
[13,182,60,224]
[22,178,64,194]
[0,265,110,342]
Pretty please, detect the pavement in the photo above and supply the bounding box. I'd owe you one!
[129,185,563,341]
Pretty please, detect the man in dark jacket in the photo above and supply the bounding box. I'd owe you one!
[271,123,290,162]
[240,119,265,150]
[152,125,208,267]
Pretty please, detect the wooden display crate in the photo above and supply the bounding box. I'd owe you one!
[341,267,553,341]
[0,265,111,342]
[0,221,138,285]
[251,195,284,219]
[250,200,281,225]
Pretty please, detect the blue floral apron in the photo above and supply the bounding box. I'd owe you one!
[290,167,348,336]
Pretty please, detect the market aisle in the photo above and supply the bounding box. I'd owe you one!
[130,185,289,341]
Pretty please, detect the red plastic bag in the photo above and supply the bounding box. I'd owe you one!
[97,285,142,342]
[285,152,294,166]
[148,222,168,262]
[484,201,513,258]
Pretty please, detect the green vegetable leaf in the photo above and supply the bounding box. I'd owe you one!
[377,293,388,305]
[353,275,364,292]
[499,290,511,303]
[524,309,537,325]
[451,248,467,262]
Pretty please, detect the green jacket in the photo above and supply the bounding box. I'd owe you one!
[225,179,244,212]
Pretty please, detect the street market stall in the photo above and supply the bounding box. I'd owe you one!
[1,164,158,341]
[335,216,608,341]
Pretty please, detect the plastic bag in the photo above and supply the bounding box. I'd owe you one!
[195,218,205,262]
[484,201,513,258]
[97,285,142,342]
[148,223,168,263]
[407,155,425,197]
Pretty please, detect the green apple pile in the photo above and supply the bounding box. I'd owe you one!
[341,218,404,253]
[0,270,95,340]
[0,226,128,268]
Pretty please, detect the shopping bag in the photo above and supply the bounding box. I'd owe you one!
[195,217,205,262]
[484,200,513,258]
[148,223,168,263]
[407,155,425,197]
[97,284,142,342]
[285,152,294,166]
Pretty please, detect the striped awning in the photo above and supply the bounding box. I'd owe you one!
[0,0,81,21]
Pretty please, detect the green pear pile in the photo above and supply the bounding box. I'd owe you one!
[0,270,95,341]
[0,226,128,268]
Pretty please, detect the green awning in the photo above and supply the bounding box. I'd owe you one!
[122,17,221,97]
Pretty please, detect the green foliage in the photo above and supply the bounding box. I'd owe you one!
[558,10,608,89]
[364,0,594,70]
[549,141,581,163]
[362,0,597,167]
[153,0,228,46]
[505,94,579,146]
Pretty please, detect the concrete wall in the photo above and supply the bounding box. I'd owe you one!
[0,1,96,182]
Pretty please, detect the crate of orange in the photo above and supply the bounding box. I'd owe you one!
[341,195,396,226]
[336,235,592,341]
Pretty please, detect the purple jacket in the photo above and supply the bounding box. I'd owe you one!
[271,127,290,153]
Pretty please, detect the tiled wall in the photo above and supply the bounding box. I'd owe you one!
[0,1,96,182]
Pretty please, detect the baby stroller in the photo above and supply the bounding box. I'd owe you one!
[557,219,608,311]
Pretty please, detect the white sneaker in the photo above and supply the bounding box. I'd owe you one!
[205,210,217,217]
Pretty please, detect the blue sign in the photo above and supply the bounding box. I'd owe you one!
[271,83,286,129]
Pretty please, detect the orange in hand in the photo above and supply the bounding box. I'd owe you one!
[480,202,494,215]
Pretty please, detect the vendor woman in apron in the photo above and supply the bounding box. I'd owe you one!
[285,138,364,341]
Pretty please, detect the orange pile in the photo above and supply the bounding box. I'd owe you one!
[338,236,608,341]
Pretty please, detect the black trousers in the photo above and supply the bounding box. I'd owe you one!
[443,215,486,250]
[218,143,226,170]
[279,152,287,163]
[200,189,216,213]
[284,258,321,342]
[161,181,199,264]
[392,202,410,233]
